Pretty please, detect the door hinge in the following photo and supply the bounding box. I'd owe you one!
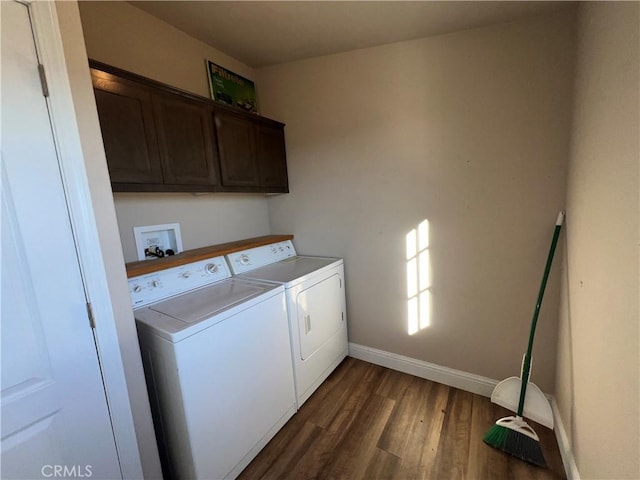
[86,302,96,329]
[38,64,49,98]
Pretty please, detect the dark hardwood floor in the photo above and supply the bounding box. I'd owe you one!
[238,357,566,480]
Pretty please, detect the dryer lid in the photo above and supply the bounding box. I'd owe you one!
[239,256,342,285]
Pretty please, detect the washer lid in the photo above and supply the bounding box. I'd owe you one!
[135,278,282,341]
[239,256,342,285]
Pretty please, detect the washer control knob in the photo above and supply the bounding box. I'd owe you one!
[151,280,161,288]
[132,284,142,293]
[181,272,190,279]
[240,254,250,265]
[205,263,218,274]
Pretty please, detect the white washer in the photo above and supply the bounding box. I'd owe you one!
[129,256,295,480]
[227,240,348,408]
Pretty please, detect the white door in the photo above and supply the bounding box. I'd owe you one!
[1,2,122,478]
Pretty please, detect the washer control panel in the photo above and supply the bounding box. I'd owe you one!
[227,240,296,274]
[129,256,230,308]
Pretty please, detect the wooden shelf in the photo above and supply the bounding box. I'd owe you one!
[125,234,294,278]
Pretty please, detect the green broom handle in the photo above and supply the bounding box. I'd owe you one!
[517,211,565,417]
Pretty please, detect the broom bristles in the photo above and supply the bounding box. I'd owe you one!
[483,417,547,468]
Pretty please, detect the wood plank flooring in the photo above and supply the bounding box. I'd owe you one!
[238,357,566,480]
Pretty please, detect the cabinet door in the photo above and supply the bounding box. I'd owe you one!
[91,70,163,184]
[214,110,260,186]
[255,123,288,190]
[153,93,220,186]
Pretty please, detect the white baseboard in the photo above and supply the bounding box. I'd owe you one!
[550,397,580,480]
[348,342,579,480]
[348,342,497,397]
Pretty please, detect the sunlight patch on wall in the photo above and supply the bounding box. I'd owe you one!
[406,219,431,335]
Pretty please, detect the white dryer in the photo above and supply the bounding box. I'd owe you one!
[227,240,348,408]
[129,256,295,479]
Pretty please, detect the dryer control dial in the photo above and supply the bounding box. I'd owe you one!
[225,240,297,274]
[205,263,218,274]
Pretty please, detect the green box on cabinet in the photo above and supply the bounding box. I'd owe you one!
[206,60,258,114]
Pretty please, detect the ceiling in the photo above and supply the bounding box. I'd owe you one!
[129,1,575,68]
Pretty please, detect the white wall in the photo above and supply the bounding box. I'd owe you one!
[78,1,272,263]
[115,193,269,262]
[259,11,577,392]
[555,3,639,479]
[78,1,253,97]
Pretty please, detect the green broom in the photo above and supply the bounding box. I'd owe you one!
[483,211,565,467]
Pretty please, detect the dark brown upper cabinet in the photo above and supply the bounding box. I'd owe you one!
[215,110,259,187]
[89,60,288,193]
[91,71,163,185]
[254,123,288,189]
[152,92,219,187]
[215,109,289,192]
